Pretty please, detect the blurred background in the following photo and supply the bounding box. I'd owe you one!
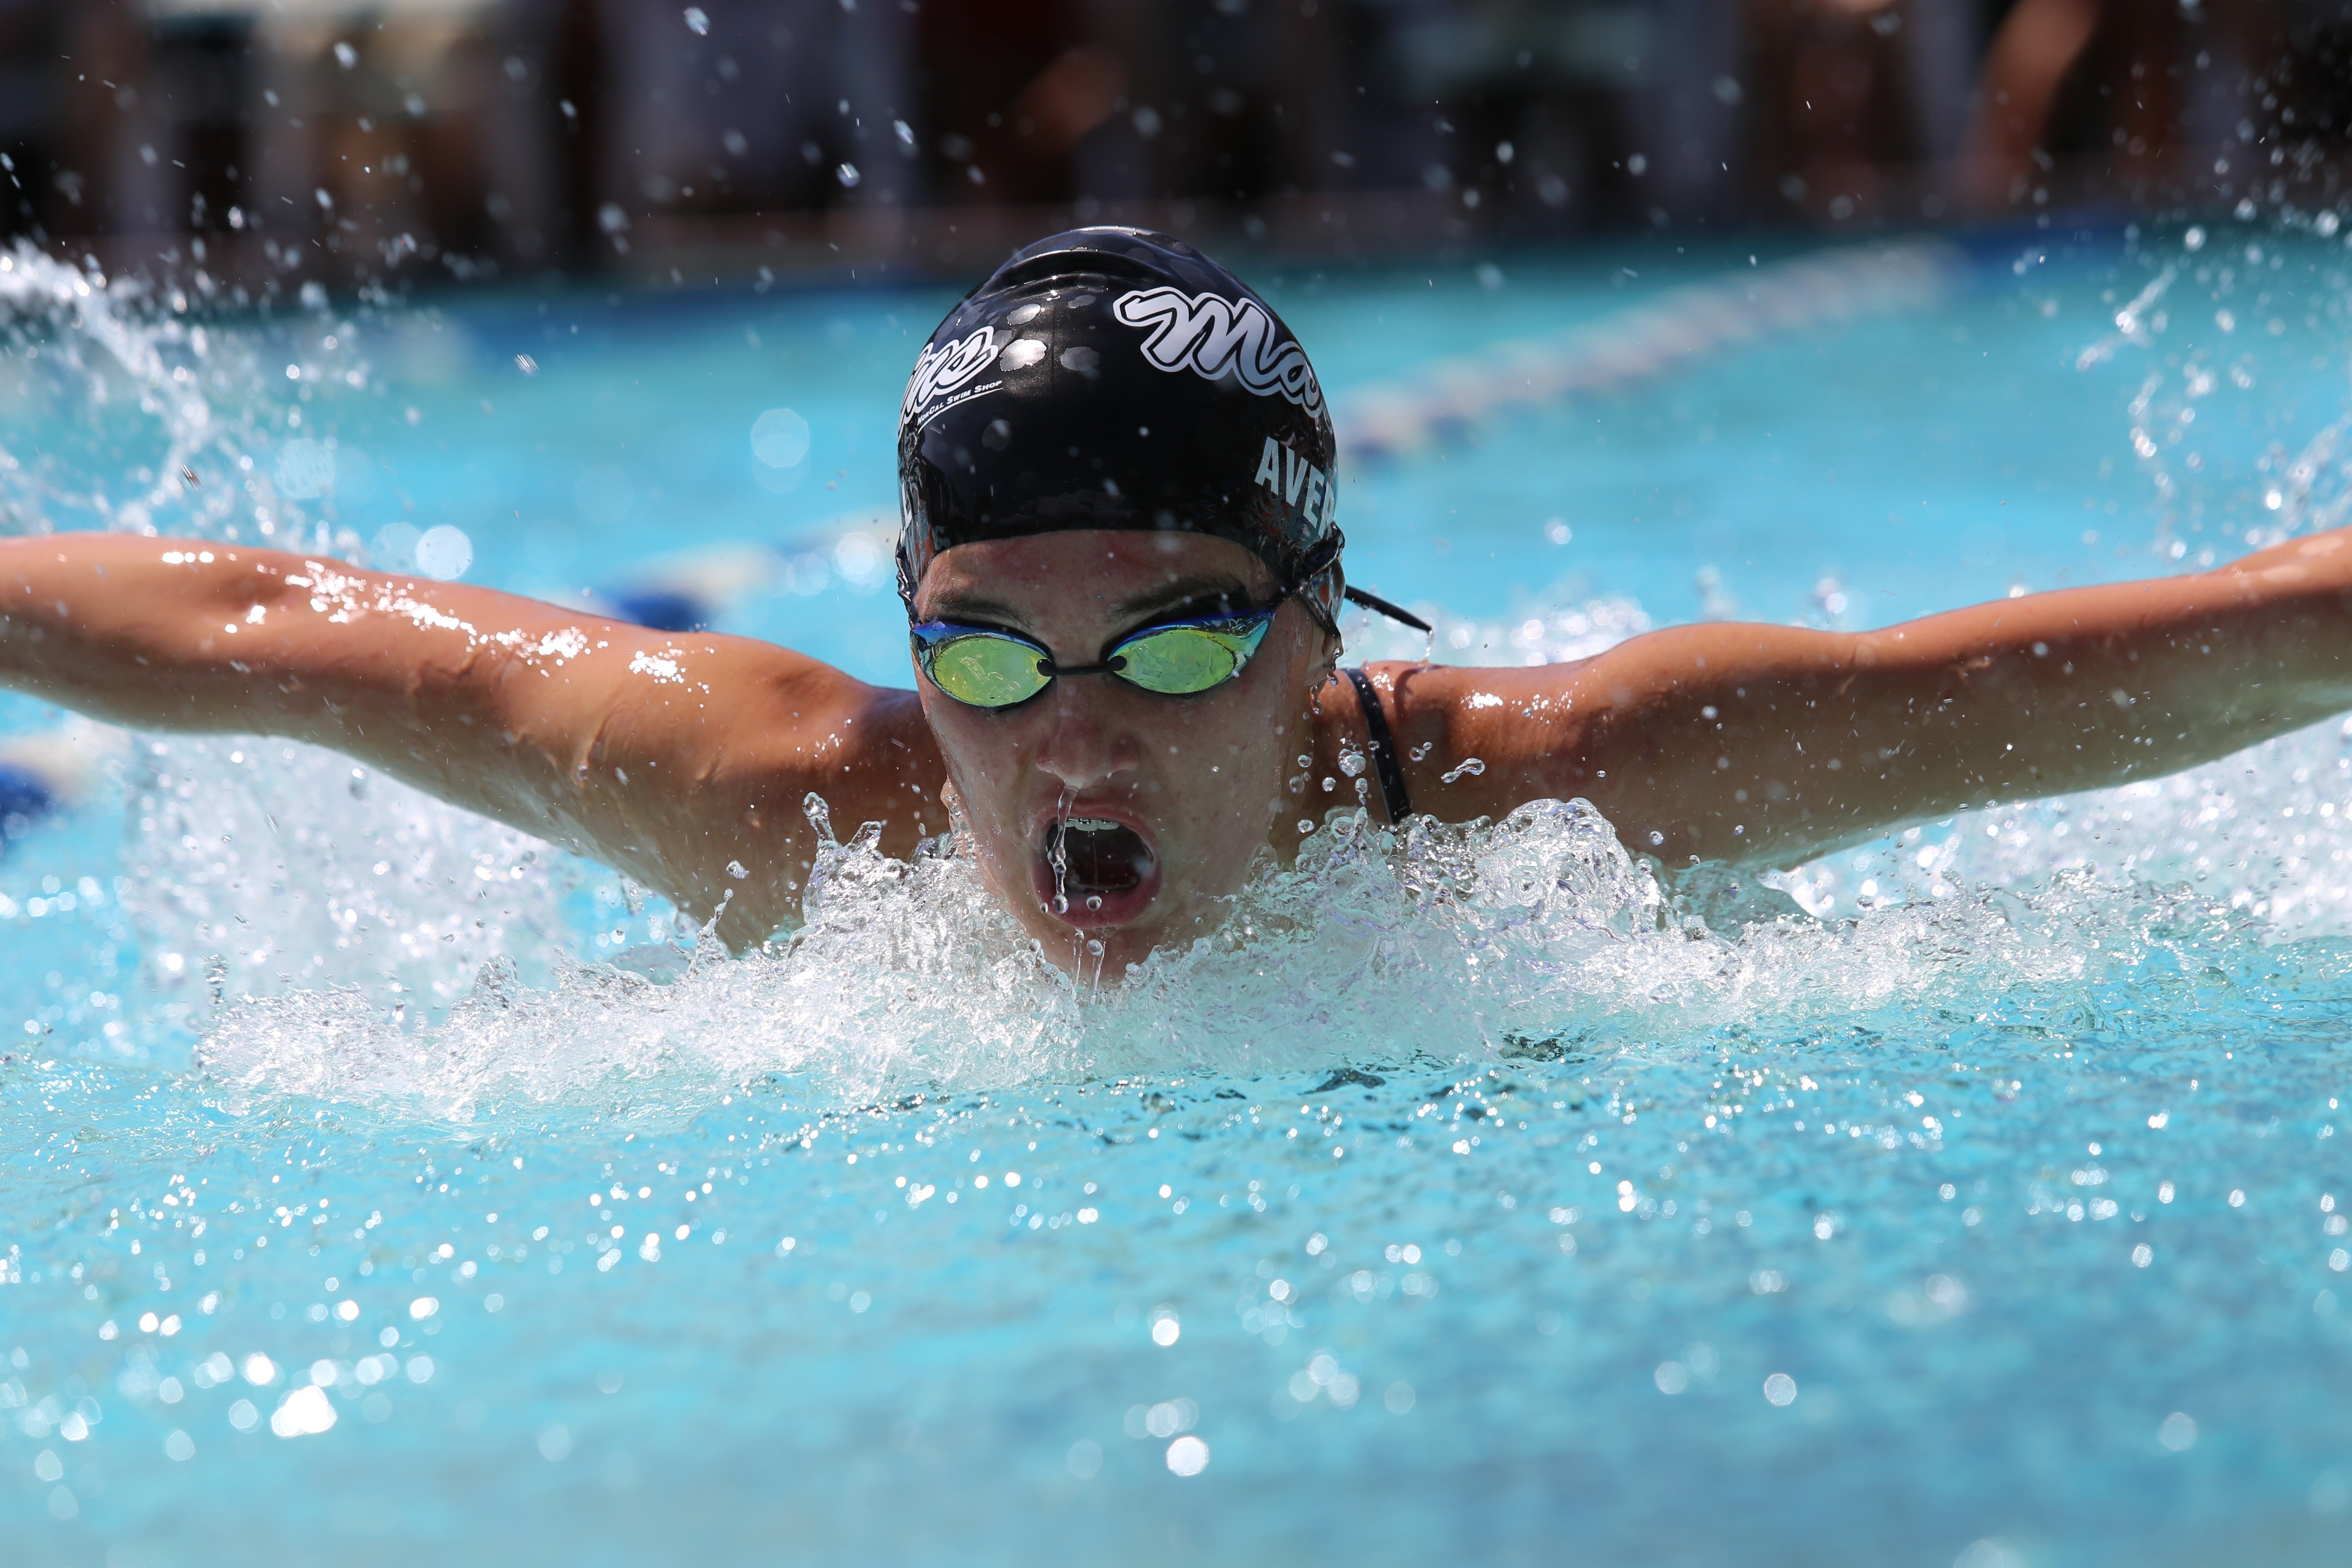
[2,0,2349,290]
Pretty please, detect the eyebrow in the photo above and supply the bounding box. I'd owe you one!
[924,573,1262,631]
[1109,574,1260,622]
[919,593,1029,627]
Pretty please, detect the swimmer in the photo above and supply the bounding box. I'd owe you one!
[4,226,2352,971]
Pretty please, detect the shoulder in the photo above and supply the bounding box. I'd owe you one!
[1315,661,1604,823]
[1354,660,1592,747]
[619,633,939,804]
[579,635,944,945]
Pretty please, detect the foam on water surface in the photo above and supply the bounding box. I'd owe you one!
[9,230,2352,1564]
[159,714,2352,1114]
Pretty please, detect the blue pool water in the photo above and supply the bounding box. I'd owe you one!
[8,223,2352,1565]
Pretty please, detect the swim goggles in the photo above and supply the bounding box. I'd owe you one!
[911,597,1284,710]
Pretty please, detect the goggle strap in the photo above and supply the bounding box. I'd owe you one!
[1342,585,1431,633]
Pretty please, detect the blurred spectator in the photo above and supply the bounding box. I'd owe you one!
[0,0,2346,284]
[1961,0,2318,216]
[1740,0,1984,224]
[919,1,1112,206]
[580,0,924,249]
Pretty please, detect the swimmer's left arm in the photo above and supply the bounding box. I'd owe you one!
[1373,527,2352,866]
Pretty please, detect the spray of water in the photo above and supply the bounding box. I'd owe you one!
[1047,784,1072,919]
[175,703,2352,1124]
[9,224,2352,1129]
[0,241,371,548]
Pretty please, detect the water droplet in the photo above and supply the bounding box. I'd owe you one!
[1442,757,1487,784]
[1085,895,1102,911]
[682,6,709,35]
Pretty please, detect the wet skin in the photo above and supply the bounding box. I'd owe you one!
[910,533,1334,974]
[6,527,2352,965]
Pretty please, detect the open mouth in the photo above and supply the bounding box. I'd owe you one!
[1037,814,1160,925]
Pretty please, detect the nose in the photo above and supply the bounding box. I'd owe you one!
[1033,671,1141,792]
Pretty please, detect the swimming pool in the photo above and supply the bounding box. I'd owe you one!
[7,220,2352,1565]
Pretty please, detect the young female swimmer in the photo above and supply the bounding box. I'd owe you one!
[3,227,2350,974]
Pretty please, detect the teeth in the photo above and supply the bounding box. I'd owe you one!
[1062,817,1123,833]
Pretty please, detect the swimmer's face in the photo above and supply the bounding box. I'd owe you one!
[912,531,1333,974]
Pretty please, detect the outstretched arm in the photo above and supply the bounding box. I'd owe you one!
[1376,527,2352,867]
[0,534,946,946]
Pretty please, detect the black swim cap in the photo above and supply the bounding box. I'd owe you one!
[896,227,1345,632]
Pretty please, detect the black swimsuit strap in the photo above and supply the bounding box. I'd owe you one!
[1341,667,1413,824]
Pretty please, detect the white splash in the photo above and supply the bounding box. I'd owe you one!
[0,240,371,549]
[181,701,2352,1121]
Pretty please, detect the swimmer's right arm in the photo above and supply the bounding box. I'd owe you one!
[0,535,946,947]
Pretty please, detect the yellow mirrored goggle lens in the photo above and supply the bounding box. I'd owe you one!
[1111,618,1271,695]
[917,611,1276,709]
[923,633,1052,707]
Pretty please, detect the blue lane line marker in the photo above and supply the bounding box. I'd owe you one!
[0,761,58,848]
[1333,240,1972,463]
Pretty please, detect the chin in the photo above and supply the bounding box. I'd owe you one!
[1019,887,1170,972]
[989,866,1191,977]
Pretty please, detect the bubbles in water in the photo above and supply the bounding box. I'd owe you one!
[1046,796,1072,918]
[682,6,709,35]
[1343,587,1648,667]
[1441,758,1486,783]
[167,697,2352,1124]
[371,522,421,571]
[274,439,335,500]
[270,1384,338,1437]
[0,239,373,544]
[413,525,473,580]
[1164,1435,1209,1476]
[750,408,811,469]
